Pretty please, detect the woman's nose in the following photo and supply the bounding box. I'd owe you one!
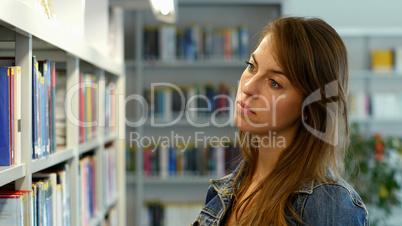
[241,76,259,98]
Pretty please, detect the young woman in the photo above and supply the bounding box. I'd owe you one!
[193,17,368,225]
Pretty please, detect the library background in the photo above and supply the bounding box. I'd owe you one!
[0,0,402,225]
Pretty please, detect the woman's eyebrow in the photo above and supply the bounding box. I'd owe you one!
[251,53,258,65]
[267,69,286,76]
[252,53,287,77]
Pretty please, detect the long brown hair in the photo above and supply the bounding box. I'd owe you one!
[231,17,349,225]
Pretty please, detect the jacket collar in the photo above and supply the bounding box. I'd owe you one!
[210,161,245,194]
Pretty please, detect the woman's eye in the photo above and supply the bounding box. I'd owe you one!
[245,61,256,72]
[270,79,280,88]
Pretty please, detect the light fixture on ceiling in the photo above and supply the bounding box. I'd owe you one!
[149,0,177,23]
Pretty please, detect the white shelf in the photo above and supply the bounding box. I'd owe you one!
[89,211,104,226]
[350,71,402,79]
[79,140,101,155]
[104,196,119,214]
[142,117,234,127]
[179,0,281,5]
[126,60,246,69]
[104,132,118,144]
[126,174,217,185]
[350,117,402,124]
[336,27,402,38]
[31,148,75,173]
[0,164,26,187]
[111,0,281,9]
[0,0,124,76]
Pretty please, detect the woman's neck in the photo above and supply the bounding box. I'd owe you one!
[254,128,297,181]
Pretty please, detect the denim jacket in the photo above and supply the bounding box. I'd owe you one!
[192,163,369,226]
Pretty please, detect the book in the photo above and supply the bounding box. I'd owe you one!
[0,193,24,225]
[33,172,57,226]
[104,145,117,205]
[79,72,85,144]
[0,190,33,226]
[32,56,39,159]
[371,49,393,73]
[12,67,21,164]
[159,25,177,62]
[0,67,11,166]
[9,68,15,165]
[79,156,97,226]
[238,26,249,59]
[395,46,402,74]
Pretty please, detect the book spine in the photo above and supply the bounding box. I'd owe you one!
[79,72,84,144]
[40,69,46,158]
[10,68,15,165]
[239,26,249,60]
[51,62,56,153]
[14,67,21,164]
[159,145,169,179]
[168,146,176,176]
[0,67,11,166]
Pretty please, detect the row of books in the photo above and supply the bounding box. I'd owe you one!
[143,25,249,62]
[126,143,241,178]
[0,64,21,166]
[32,163,71,226]
[349,92,402,119]
[79,156,97,226]
[32,57,57,160]
[371,48,402,73]
[103,145,118,206]
[143,202,202,226]
[79,72,98,144]
[0,163,71,226]
[144,83,237,121]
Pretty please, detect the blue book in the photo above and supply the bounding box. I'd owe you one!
[41,61,50,156]
[40,69,46,158]
[32,57,37,159]
[51,62,56,153]
[168,146,176,176]
[0,67,11,166]
[238,26,249,60]
[44,61,50,155]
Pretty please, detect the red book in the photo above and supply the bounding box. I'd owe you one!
[224,29,232,61]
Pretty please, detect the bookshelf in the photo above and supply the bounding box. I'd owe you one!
[0,0,125,226]
[121,2,402,225]
[122,1,281,225]
[340,27,402,138]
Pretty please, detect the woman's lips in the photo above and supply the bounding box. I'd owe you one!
[237,100,256,115]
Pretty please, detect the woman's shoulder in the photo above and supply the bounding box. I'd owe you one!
[292,177,369,225]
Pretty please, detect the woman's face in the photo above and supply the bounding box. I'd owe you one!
[234,35,304,136]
